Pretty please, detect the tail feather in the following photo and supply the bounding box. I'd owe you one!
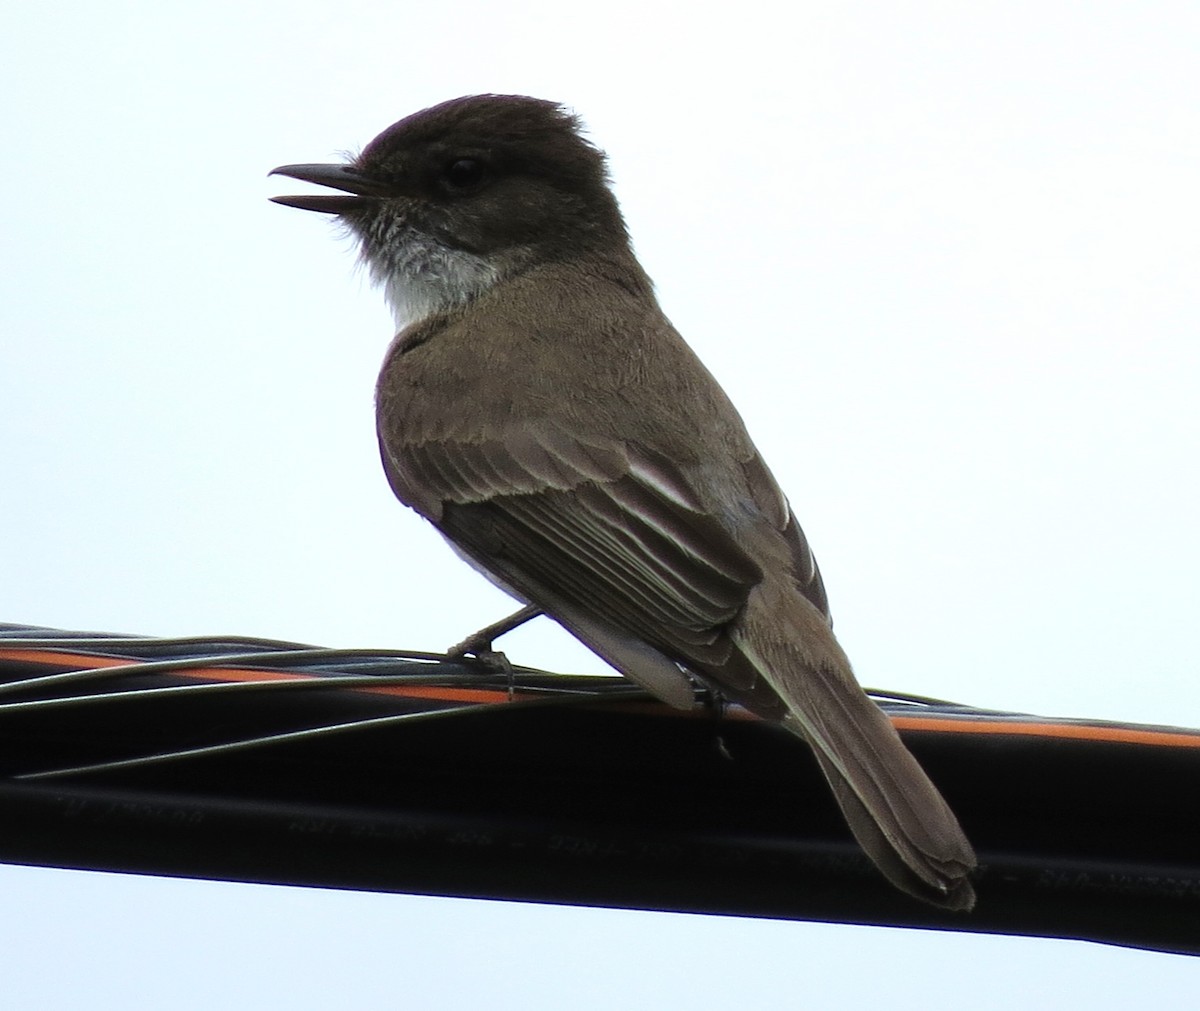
[730,586,977,909]
[811,748,976,910]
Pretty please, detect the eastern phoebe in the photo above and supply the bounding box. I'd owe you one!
[271,95,976,909]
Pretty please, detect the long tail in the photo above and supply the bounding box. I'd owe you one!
[728,585,977,910]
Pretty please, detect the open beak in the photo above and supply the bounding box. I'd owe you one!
[269,163,391,213]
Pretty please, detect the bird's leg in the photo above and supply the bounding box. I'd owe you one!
[448,604,542,657]
[447,605,543,698]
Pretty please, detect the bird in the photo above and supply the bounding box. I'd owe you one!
[270,94,976,909]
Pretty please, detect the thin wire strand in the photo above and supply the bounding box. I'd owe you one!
[0,648,539,698]
[0,673,648,715]
[13,692,649,781]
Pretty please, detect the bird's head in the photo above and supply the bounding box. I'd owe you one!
[270,95,628,327]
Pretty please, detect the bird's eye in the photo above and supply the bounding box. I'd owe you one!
[442,158,486,191]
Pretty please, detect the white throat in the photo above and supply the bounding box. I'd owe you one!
[362,228,501,331]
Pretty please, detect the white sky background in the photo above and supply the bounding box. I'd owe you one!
[1,0,1198,1005]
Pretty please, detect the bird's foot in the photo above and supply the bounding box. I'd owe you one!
[447,605,542,699]
[702,687,734,760]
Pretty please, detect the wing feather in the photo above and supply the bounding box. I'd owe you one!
[740,452,830,621]
[381,419,764,668]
